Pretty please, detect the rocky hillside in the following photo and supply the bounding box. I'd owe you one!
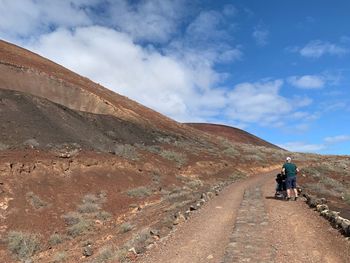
[186,123,282,149]
[0,40,306,263]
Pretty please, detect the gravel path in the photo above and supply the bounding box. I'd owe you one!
[221,186,274,263]
[137,171,350,263]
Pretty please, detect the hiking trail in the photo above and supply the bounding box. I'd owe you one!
[137,171,350,263]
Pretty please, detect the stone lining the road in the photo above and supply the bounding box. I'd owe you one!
[221,186,275,263]
[304,193,350,237]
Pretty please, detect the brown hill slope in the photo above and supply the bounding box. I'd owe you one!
[186,123,282,149]
[0,88,158,151]
[0,40,191,134]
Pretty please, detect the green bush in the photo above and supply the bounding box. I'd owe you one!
[7,231,41,260]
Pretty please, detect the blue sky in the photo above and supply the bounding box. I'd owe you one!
[0,0,349,155]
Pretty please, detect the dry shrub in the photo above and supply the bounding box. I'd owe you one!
[91,246,116,263]
[160,150,187,167]
[127,186,152,198]
[78,202,101,214]
[95,211,112,221]
[7,231,41,260]
[62,212,81,226]
[26,192,48,209]
[119,222,134,233]
[113,144,139,160]
[52,251,67,262]
[49,233,64,246]
[67,218,93,237]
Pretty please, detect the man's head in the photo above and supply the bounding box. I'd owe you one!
[286,156,292,162]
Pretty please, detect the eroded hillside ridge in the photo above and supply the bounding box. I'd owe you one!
[0,40,196,135]
[186,123,282,149]
[0,88,161,152]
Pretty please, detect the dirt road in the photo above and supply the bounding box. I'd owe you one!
[138,172,350,263]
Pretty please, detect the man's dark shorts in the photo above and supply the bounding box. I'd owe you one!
[286,176,296,189]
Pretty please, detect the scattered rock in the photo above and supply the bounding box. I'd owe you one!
[207,192,215,199]
[23,138,39,148]
[129,247,137,255]
[173,212,186,225]
[83,246,93,257]
[146,243,155,250]
[304,191,349,237]
[150,229,160,237]
[316,204,328,212]
[190,205,197,211]
[341,219,350,235]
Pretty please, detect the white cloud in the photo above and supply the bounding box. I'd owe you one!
[295,40,349,58]
[0,0,186,44]
[287,75,325,89]
[280,135,350,153]
[225,80,308,126]
[324,135,350,144]
[252,24,269,46]
[278,142,326,153]
[27,26,191,118]
[104,0,186,43]
[0,0,93,38]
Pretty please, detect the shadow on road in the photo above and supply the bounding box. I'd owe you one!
[265,196,286,201]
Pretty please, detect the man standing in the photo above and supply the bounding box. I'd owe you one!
[282,157,299,201]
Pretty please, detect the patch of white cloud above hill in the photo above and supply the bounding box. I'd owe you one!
[288,75,325,89]
[280,134,350,153]
[289,40,349,58]
[252,23,269,46]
